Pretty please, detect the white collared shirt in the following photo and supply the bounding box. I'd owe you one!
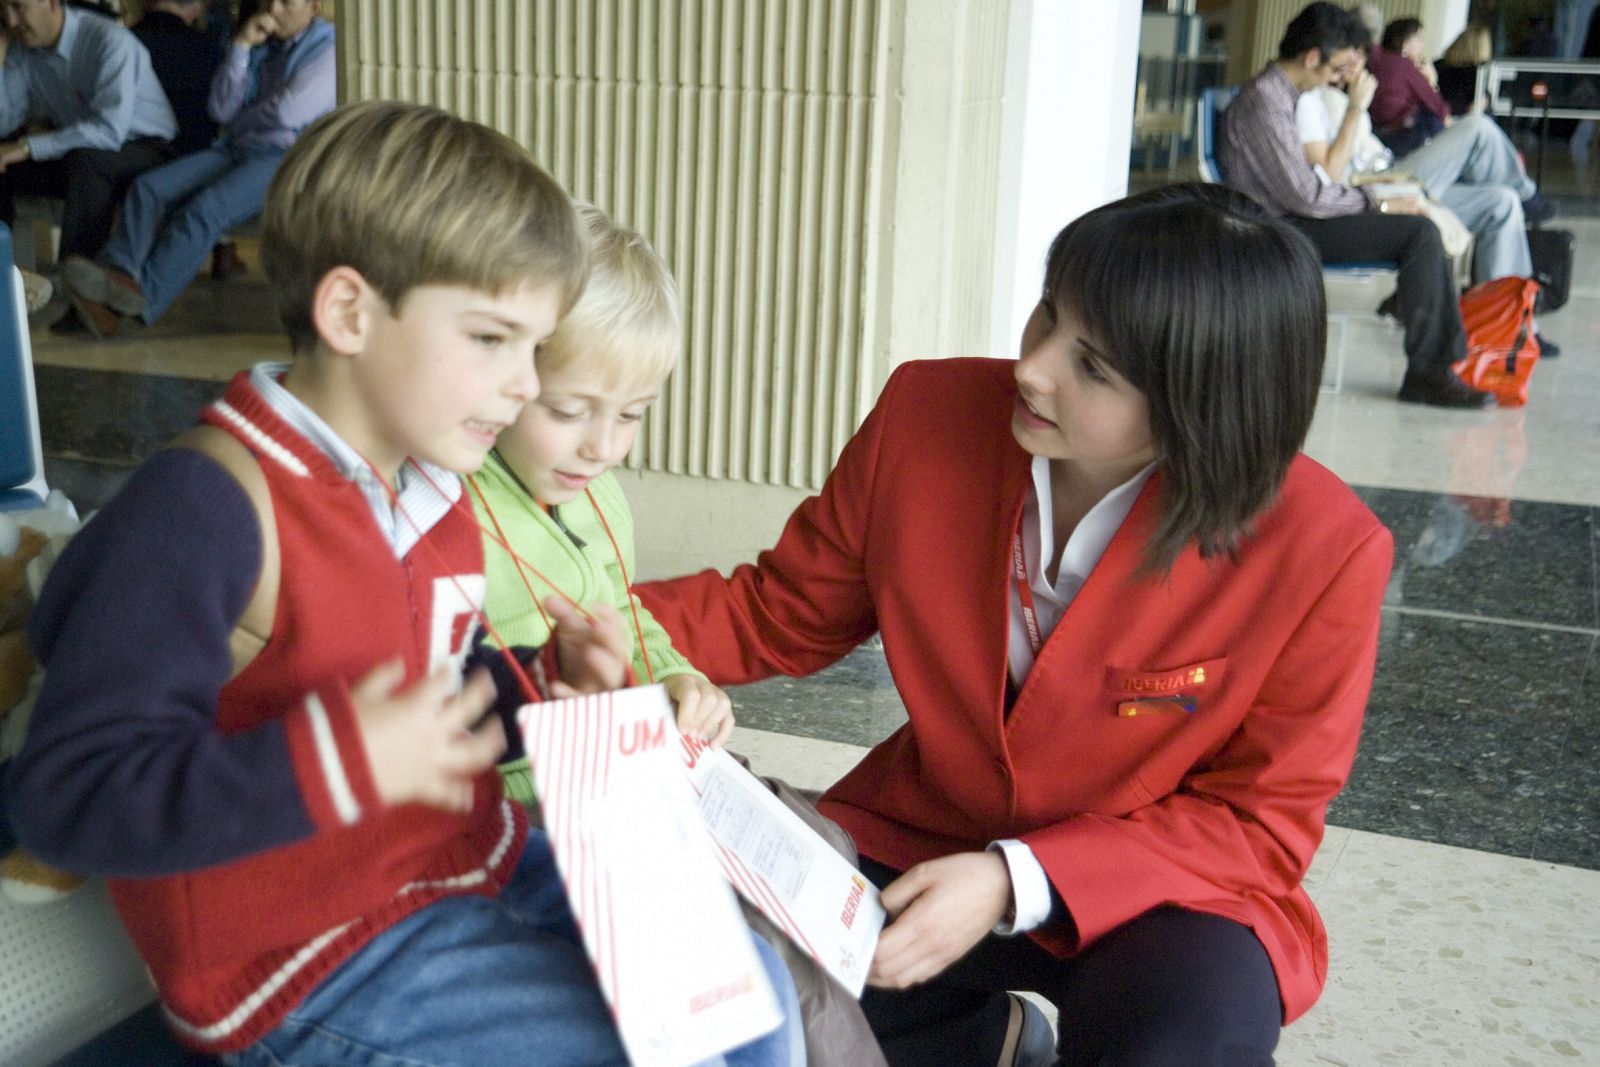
[250,363,462,558]
[992,456,1155,935]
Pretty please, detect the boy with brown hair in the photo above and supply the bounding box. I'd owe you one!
[6,100,802,1067]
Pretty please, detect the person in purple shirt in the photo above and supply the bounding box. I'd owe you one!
[1366,19,1449,156]
[58,0,334,338]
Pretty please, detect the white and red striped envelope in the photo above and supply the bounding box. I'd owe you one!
[520,686,784,1067]
[680,739,886,996]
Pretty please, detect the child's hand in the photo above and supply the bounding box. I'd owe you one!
[351,660,506,813]
[544,597,629,696]
[665,674,735,746]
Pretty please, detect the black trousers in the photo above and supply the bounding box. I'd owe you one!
[1290,212,1467,378]
[858,856,1281,1067]
[0,134,172,260]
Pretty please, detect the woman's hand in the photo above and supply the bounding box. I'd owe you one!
[665,674,735,746]
[867,851,1014,989]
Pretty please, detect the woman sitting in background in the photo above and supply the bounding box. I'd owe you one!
[1437,25,1493,117]
[1369,17,1451,155]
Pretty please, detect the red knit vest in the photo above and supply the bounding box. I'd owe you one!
[108,372,528,1053]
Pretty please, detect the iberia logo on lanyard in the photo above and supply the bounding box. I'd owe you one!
[1010,522,1045,657]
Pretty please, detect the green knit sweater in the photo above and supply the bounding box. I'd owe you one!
[471,455,703,803]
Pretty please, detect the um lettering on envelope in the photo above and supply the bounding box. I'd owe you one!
[618,716,670,756]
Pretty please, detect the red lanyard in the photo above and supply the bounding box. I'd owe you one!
[583,486,656,684]
[1011,512,1045,657]
[463,468,656,685]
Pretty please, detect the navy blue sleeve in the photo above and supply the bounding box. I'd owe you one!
[5,449,316,877]
[467,635,545,761]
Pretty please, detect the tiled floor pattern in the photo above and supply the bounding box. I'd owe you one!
[740,727,1600,1067]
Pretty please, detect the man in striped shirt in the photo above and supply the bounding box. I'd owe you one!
[1217,2,1493,409]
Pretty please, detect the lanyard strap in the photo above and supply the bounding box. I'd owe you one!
[1011,517,1044,657]
[466,468,657,685]
[584,486,655,684]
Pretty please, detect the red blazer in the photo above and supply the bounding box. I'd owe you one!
[637,357,1392,1022]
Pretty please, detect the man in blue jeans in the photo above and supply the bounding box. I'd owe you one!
[60,0,335,338]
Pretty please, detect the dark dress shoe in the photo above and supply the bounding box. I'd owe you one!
[1398,371,1496,408]
[1537,334,1561,358]
[211,241,247,280]
[48,306,89,335]
[1522,193,1557,226]
[999,993,1057,1067]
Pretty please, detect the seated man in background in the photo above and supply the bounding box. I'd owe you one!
[61,0,334,338]
[1219,1,1492,409]
[0,0,176,263]
[132,0,228,157]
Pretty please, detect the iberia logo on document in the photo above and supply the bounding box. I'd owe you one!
[840,873,868,929]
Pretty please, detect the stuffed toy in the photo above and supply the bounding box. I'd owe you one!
[0,494,85,903]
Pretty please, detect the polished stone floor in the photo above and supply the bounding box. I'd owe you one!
[10,154,1600,1066]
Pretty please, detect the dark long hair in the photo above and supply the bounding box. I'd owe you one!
[1381,18,1424,53]
[1041,183,1326,574]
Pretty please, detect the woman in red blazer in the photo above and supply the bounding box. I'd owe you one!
[638,183,1393,1067]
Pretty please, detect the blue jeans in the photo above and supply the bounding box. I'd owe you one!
[1396,114,1537,283]
[221,829,805,1067]
[98,141,285,324]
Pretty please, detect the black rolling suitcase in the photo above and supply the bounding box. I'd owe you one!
[1527,225,1575,312]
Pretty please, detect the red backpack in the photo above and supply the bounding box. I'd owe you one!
[1454,277,1541,407]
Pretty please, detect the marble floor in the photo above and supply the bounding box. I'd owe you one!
[8,165,1600,1065]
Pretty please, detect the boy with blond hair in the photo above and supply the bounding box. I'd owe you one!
[475,204,734,808]
[6,101,801,1067]
[476,204,879,1067]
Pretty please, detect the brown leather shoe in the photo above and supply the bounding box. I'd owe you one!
[1397,370,1496,409]
[103,266,146,316]
[61,255,146,318]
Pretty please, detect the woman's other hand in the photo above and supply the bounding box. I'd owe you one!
[868,851,1014,989]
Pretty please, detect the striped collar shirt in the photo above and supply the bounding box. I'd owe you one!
[250,363,461,558]
[1217,64,1376,219]
[0,5,177,161]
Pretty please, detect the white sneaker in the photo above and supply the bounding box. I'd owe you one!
[20,268,52,314]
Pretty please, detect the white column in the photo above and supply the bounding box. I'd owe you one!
[990,0,1143,362]
[1421,0,1472,56]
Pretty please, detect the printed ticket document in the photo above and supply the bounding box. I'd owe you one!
[521,686,784,1067]
[681,739,887,995]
